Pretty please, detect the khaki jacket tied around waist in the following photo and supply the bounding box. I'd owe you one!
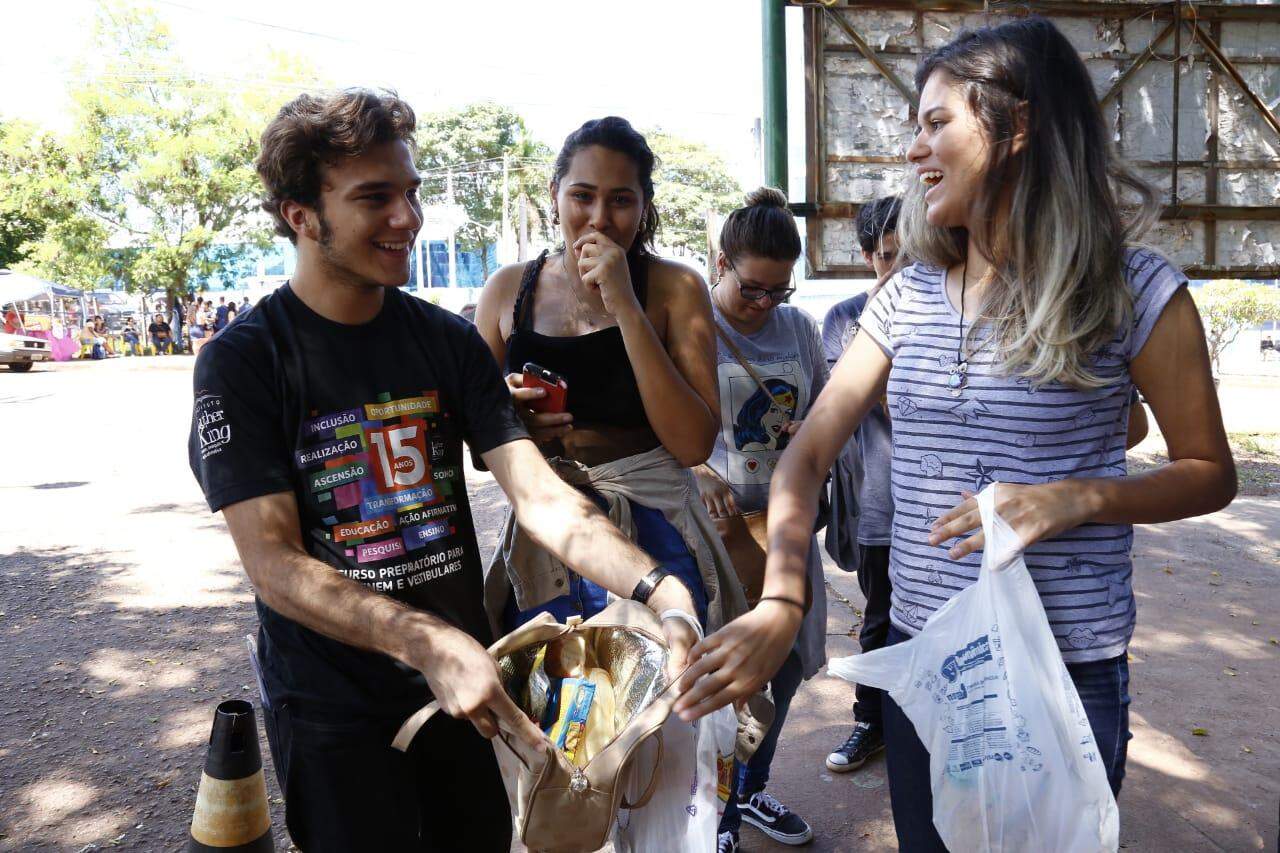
[483,446,750,636]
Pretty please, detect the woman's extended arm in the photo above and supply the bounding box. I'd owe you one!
[674,330,892,719]
[930,289,1236,556]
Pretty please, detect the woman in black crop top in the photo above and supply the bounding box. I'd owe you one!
[475,119,748,658]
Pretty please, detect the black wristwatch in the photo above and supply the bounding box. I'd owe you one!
[630,567,671,605]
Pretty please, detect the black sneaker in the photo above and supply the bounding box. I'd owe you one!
[825,721,885,773]
[717,830,740,853]
[737,789,813,845]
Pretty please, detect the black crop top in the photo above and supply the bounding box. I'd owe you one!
[504,251,654,431]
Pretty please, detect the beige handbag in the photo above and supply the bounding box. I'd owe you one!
[392,600,682,853]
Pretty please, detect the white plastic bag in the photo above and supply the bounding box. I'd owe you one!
[828,484,1119,852]
[612,705,737,853]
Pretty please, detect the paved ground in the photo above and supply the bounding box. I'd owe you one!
[1,356,1277,851]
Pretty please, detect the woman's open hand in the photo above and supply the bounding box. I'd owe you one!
[928,481,1101,559]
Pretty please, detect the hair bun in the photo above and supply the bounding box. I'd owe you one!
[744,186,789,209]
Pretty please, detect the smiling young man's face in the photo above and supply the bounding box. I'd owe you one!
[302,139,423,288]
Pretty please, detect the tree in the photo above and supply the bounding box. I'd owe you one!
[0,120,94,273]
[415,103,552,279]
[645,130,742,259]
[18,5,313,300]
[1192,279,1280,374]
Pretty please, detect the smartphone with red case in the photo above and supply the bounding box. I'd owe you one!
[522,362,569,414]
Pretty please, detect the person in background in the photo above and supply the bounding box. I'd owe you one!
[226,298,239,327]
[820,195,900,775]
[474,116,743,640]
[121,316,141,356]
[149,313,172,354]
[690,187,825,852]
[214,296,230,333]
[676,18,1236,851]
[171,298,185,353]
[91,316,116,356]
[190,300,211,355]
[240,295,252,316]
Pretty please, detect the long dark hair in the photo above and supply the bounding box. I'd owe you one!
[552,117,660,257]
[898,17,1158,389]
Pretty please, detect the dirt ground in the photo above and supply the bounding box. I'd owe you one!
[1,356,1276,852]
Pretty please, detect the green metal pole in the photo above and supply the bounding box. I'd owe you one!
[762,0,788,193]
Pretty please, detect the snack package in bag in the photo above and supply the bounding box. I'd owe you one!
[828,484,1119,852]
[613,705,738,853]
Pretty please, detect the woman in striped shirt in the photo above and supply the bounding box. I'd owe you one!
[675,17,1236,850]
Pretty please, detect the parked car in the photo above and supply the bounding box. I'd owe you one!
[0,330,51,372]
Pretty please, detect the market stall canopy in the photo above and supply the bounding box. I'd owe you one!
[0,270,83,304]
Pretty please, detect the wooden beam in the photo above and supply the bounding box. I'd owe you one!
[796,202,1280,221]
[1190,21,1280,142]
[822,7,919,108]
[791,0,1280,23]
[1101,20,1175,108]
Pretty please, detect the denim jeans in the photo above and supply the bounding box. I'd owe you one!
[881,626,1132,852]
[852,544,892,726]
[504,488,708,631]
[718,649,805,836]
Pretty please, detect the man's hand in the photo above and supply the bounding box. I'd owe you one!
[505,372,573,444]
[672,600,803,721]
[647,574,702,682]
[408,621,546,750]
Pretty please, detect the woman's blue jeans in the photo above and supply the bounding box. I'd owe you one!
[718,649,805,836]
[881,626,1132,852]
[503,488,708,631]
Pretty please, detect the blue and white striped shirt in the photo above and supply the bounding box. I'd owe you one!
[863,247,1186,662]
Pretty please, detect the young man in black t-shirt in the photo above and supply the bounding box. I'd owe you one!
[189,90,701,852]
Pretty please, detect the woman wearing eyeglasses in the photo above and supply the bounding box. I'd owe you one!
[692,187,827,853]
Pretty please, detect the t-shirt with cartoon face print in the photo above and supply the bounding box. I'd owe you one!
[707,304,829,514]
[188,284,526,716]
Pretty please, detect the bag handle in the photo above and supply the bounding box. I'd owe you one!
[706,322,789,502]
[619,729,665,810]
[974,483,1022,572]
[392,699,543,775]
[714,322,786,410]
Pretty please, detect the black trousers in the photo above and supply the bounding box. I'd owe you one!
[852,544,893,727]
[264,701,511,852]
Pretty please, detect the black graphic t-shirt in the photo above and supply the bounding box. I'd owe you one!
[188,283,526,717]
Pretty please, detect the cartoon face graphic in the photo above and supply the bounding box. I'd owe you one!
[733,379,799,452]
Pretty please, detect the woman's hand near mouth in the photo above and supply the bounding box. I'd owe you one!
[573,231,642,321]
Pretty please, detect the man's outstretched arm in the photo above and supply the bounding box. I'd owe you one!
[220,491,544,748]
[481,438,701,670]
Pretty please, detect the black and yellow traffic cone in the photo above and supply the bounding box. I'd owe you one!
[188,699,275,852]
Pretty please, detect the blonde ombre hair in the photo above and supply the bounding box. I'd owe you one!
[898,17,1159,390]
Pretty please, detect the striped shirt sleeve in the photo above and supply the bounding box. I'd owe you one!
[1125,247,1189,360]
[861,269,906,358]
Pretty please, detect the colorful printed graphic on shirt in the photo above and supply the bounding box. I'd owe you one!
[717,358,803,486]
[293,390,464,594]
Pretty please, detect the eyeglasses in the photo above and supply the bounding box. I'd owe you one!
[727,262,796,305]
